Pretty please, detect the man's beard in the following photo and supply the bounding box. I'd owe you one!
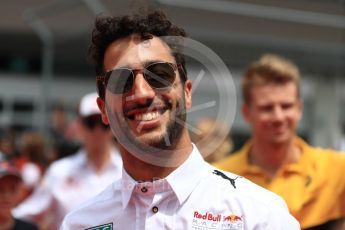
[146,98,186,151]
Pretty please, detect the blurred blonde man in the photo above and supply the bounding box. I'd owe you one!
[215,54,345,229]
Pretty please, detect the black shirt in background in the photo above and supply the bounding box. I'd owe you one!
[12,218,39,230]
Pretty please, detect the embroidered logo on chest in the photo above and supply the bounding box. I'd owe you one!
[85,223,113,230]
[192,211,244,230]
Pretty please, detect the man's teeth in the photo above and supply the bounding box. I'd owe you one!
[134,111,160,121]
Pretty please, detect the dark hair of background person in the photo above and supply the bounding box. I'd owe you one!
[88,10,188,99]
[49,104,80,161]
[19,132,47,167]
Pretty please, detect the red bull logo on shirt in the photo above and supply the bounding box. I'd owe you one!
[223,214,242,223]
[192,211,243,230]
[194,211,222,222]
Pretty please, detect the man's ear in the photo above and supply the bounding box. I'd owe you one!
[184,80,192,109]
[97,97,109,124]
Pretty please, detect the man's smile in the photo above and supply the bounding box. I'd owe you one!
[122,101,173,132]
[134,111,160,121]
[124,105,168,121]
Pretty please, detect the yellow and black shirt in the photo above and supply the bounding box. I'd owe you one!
[214,138,345,229]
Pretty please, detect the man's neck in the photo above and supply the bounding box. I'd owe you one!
[249,137,301,178]
[86,144,112,174]
[121,141,193,182]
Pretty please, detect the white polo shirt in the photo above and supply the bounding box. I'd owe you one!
[60,145,299,230]
[14,148,122,230]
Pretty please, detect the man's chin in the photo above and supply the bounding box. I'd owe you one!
[269,134,291,144]
[139,134,173,150]
[126,112,184,152]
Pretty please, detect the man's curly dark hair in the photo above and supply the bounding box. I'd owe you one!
[89,10,188,99]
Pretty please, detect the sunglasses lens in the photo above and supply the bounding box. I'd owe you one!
[104,62,177,94]
[107,68,134,94]
[145,63,176,89]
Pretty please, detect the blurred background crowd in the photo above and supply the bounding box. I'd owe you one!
[0,0,344,229]
[0,0,344,156]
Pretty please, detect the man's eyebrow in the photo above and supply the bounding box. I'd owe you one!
[115,60,161,69]
[146,59,177,66]
[120,60,168,69]
[109,59,172,71]
[144,60,165,66]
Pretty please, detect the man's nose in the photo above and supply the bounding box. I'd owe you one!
[272,106,284,120]
[127,73,155,103]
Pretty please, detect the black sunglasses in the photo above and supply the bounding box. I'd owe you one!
[81,115,109,130]
[97,61,182,94]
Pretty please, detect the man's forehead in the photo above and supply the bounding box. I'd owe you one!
[251,81,297,92]
[104,35,174,70]
[250,82,298,103]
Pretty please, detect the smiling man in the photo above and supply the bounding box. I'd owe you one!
[214,54,345,229]
[60,11,299,230]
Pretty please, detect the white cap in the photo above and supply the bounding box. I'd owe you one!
[79,92,101,117]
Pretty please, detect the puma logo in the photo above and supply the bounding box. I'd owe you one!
[213,169,239,189]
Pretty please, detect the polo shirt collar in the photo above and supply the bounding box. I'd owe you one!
[282,138,312,175]
[166,144,208,205]
[240,137,312,175]
[121,168,136,210]
[234,141,263,175]
[121,144,208,209]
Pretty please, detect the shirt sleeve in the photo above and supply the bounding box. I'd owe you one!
[264,198,301,230]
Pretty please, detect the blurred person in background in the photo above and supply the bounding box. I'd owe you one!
[0,128,17,161]
[0,147,5,161]
[0,151,5,161]
[0,160,39,230]
[49,104,80,162]
[14,131,47,201]
[13,92,123,230]
[192,117,233,163]
[214,54,345,229]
